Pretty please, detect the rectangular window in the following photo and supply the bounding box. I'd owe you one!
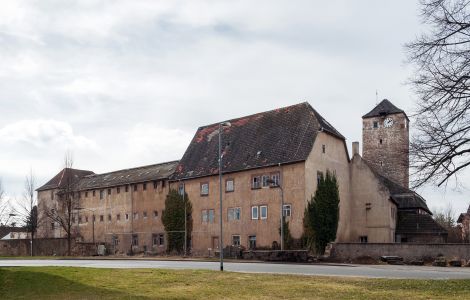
[251,206,259,220]
[85,216,89,223]
[153,181,158,189]
[152,234,158,246]
[107,188,111,195]
[249,235,256,250]
[178,183,185,196]
[117,187,120,194]
[117,214,121,221]
[228,207,241,221]
[270,172,280,187]
[93,190,96,197]
[108,214,112,222]
[100,215,104,222]
[133,185,138,192]
[283,204,292,217]
[100,190,104,199]
[125,213,129,221]
[143,211,147,219]
[232,235,241,246]
[262,175,270,187]
[200,183,209,196]
[153,211,158,218]
[85,191,88,197]
[132,234,138,246]
[373,121,378,128]
[158,234,164,246]
[51,222,55,230]
[202,210,208,223]
[360,236,368,243]
[208,209,215,223]
[225,179,234,192]
[252,175,261,189]
[143,183,147,190]
[125,185,129,192]
[322,144,326,154]
[317,171,323,185]
[260,205,268,219]
[133,212,139,220]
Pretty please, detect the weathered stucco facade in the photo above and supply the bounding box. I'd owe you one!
[36,100,446,256]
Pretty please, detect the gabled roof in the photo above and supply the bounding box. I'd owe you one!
[172,102,345,180]
[457,204,470,223]
[37,168,94,191]
[363,159,431,214]
[396,212,447,235]
[362,99,406,119]
[78,161,179,190]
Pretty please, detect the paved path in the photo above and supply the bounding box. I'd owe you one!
[1,259,470,279]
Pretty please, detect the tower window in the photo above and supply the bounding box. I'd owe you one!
[379,139,383,144]
[322,145,326,153]
[373,121,378,128]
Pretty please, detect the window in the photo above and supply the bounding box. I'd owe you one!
[153,211,158,218]
[117,214,121,221]
[202,209,215,223]
[100,190,104,199]
[113,236,119,246]
[51,222,55,230]
[132,234,138,246]
[232,235,241,246]
[226,179,234,192]
[249,235,257,250]
[317,171,323,185]
[158,234,164,246]
[252,175,261,189]
[143,183,147,190]
[178,183,185,196]
[228,207,241,221]
[283,204,292,217]
[379,139,383,145]
[322,144,326,153]
[262,175,270,187]
[360,236,368,243]
[260,205,268,219]
[162,180,166,188]
[133,212,139,220]
[85,191,88,197]
[125,213,129,221]
[152,234,159,246]
[251,206,259,220]
[373,121,378,128]
[100,215,104,222]
[133,185,138,192]
[270,172,280,187]
[107,188,111,195]
[108,214,111,222]
[85,216,89,223]
[153,181,158,189]
[117,187,120,194]
[143,211,147,219]
[200,183,209,196]
[125,185,129,193]
[93,190,96,197]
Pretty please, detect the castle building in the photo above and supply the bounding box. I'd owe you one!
[37,100,447,255]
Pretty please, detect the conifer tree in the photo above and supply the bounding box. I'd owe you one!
[162,189,192,254]
[304,171,340,254]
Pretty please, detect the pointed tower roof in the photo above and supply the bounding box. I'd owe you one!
[362,99,406,119]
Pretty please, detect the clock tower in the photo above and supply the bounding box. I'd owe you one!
[362,99,409,188]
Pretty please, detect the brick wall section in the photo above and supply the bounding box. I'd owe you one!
[362,113,409,188]
[331,243,470,261]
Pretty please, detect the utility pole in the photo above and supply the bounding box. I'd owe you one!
[218,121,231,271]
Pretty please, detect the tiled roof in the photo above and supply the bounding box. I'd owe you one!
[396,212,447,235]
[37,168,94,191]
[364,160,431,214]
[78,161,179,190]
[172,102,345,180]
[362,99,406,118]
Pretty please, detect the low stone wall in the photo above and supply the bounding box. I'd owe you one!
[331,243,470,261]
[0,238,96,256]
[242,250,309,262]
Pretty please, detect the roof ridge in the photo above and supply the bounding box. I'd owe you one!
[86,160,180,178]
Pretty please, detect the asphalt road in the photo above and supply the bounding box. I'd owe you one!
[1,259,470,280]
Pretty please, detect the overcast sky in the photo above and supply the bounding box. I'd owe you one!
[1,0,468,216]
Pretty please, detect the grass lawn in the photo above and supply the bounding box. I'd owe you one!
[1,267,470,299]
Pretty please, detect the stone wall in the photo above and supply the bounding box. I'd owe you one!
[331,243,470,261]
[0,238,96,256]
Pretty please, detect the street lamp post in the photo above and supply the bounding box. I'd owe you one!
[218,121,231,271]
[267,174,284,251]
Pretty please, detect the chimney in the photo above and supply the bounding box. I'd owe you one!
[352,141,360,156]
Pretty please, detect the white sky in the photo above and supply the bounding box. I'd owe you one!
[0,0,468,216]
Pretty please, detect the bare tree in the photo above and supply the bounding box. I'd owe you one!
[45,152,78,256]
[0,179,11,226]
[433,204,462,242]
[406,0,470,188]
[11,169,38,256]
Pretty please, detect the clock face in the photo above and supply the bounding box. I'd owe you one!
[384,118,394,128]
